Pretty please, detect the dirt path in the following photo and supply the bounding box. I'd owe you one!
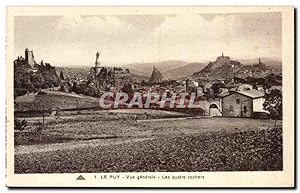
[15,128,283,173]
[15,117,281,155]
[137,116,208,122]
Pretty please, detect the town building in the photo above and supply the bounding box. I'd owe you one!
[196,87,204,97]
[221,90,267,117]
[185,79,200,92]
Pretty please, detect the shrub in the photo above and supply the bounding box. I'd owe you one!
[14,119,27,131]
[35,121,45,133]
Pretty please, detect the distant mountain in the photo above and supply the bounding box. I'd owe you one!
[163,62,207,79]
[56,67,90,80]
[124,67,149,77]
[56,66,148,81]
[123,60,188,76]
[56,56,282,82]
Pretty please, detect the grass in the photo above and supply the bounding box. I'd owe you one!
[15,127,282,173]
[15,91,99,113]
[15,117,279,146]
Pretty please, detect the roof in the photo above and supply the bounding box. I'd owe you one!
[218,91,230,97]
[235,90,264,99]
[221,89,264,99]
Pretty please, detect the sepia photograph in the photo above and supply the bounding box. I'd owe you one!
[5,6,294,187]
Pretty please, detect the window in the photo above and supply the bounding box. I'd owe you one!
[229,105,233,111]
[243,106,247,113]
[236,98,240,104]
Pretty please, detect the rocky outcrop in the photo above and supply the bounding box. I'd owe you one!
[14,53,60,97]
[198,55,242,74]
[192,54,281,81]
[149,66,163,84]
[192,54,243,80]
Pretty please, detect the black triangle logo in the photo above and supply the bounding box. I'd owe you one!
[76,175,85,180]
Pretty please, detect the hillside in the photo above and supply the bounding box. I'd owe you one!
[15,91,99,112]
[124,67,149,77]
[55,56,282,82]
[56,67,90,80]
[163,62,207,79]
[192,55,242,79]
[192,55,282,80]
[14,60,60,97]
[123,60,188,76]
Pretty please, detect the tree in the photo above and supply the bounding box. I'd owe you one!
[121,83,134,95]
[263,89,282,126]
[14,119,27,131]
[211,82,225,98]
[30,73,45,89]
[121,83,134,102]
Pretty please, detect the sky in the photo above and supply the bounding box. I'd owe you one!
[14,13,281,67]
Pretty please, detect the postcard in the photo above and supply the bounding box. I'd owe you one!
[6,6,294,188]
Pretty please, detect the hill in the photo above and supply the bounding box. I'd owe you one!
[124,67,149,77]
[163,62,207,79]
[14,60,60,97]
[56,67,90,80]
[123,60,188,76]
[15,91,99,112]
[192,54,242,79]
[55,56,282,82]
[192,55,282,80]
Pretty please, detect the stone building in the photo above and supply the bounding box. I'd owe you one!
[89,51,132,91]
[221,90,266,117]
[25,48,35,67]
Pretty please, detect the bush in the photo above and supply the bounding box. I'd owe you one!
[14,119,27,131]
[35,121,45,132]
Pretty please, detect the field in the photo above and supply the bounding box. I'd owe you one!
[14,114,283,173]
[15,91,100,113]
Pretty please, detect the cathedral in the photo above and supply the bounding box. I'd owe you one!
[89,51,133,90]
